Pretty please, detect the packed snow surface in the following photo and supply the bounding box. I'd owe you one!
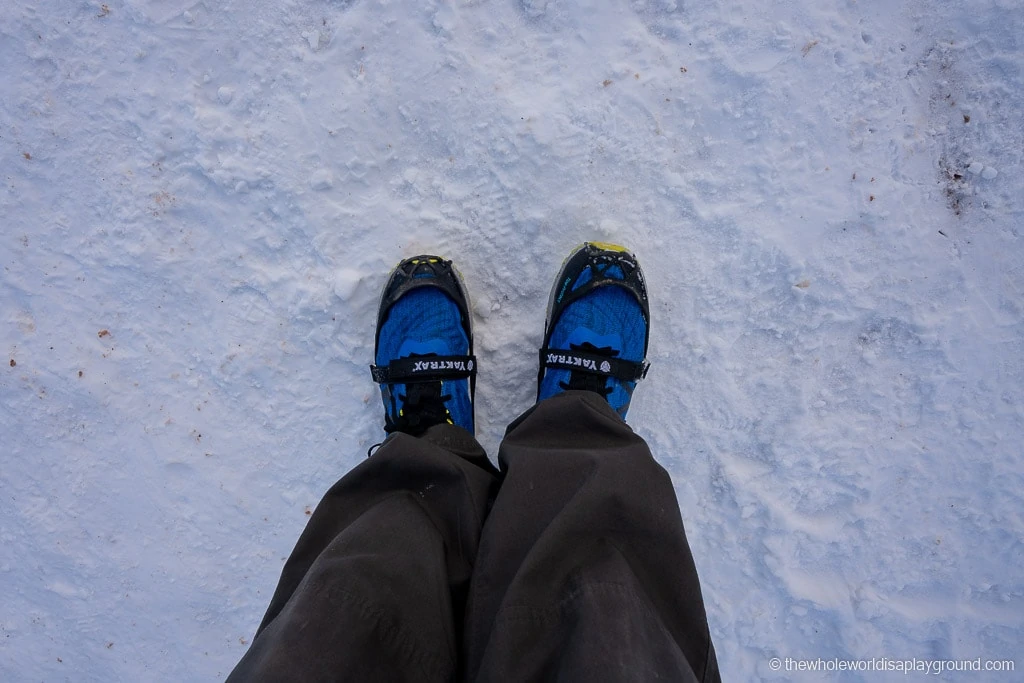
[2,0,1022,680]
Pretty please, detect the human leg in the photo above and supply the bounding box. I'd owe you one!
[464,392,718,682]
[229,427,498,682]
[464,244,719,682]
[229,255,495,682]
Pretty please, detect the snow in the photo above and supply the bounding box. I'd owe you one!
[2,0,1022,680]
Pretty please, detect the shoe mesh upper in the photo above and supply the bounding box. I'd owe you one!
[375,287,473,434]
[539,268,647,417]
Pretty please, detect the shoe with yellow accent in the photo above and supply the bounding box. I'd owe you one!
[371,256,476,436]
[537,242,650,419]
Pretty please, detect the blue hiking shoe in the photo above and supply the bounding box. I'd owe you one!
[371,256,476,436]
[537,243,650,419]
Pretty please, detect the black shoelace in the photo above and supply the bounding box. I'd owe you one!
[383,381,452,436]
[557,341,616,398]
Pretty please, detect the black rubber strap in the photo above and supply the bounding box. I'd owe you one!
[370,355,477,384]
[539,348,649,382]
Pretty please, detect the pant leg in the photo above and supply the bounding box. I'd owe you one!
[228,425,500,683]
[464,391,720,683]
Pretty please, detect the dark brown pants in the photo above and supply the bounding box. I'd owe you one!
[228,391,719,682]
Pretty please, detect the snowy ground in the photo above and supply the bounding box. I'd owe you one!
[2,0,1023,680]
